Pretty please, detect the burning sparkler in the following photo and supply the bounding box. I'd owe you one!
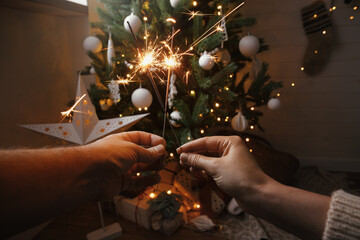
[60,93,86,122]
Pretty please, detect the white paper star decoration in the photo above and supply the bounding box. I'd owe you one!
[20,75,149,145]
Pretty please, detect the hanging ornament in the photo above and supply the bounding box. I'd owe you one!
[83,36,102,53]
[107,32,115,66]
[89,66,96,75]
[267,98,281,110]
[239,35,260,58]
[219,7,228,48]
[124,13,142,33]
[170,110,182,127]
[199,52,215,70]
[108,80,121,103]
[168,74,178,109]
[99,99,110,111]
[216,49,231,66]
[131,87,153,108]
[170,0,181,8]
[231,112,248,132]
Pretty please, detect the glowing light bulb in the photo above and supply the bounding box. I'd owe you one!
[354,6,358,10]
[250,125,254,130]
[245,138,250,142]
[144,107,148,111]
[129,64,134,69]
[119,114,123,117]
[150,193,156,198]
[199,113,203,117]
[170,153,174,157]
[136,172,141,176]
[187,136,191,140]
[291,83,295,87]
[350,16,354,20]
[332,6,336,10]
[143,16,148,21]
[313,14,318,18]
[215,102,220,107]
[250,107,255,111]
[314,50,318,54]
[277,93,281,97]
[126,74,131,78]
[229,74,233,78]
[224,87,229,90]
[249,149,253,153]
[189,47,194,51]
[322,30,327,35]
[217,117,221,122]
[301,67,305,71]
[167,190,172,194]
[193,1,197,6]
[210,109,214,113]
[200,129,205,134]
[194,204,201,209]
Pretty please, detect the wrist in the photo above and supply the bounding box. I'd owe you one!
[235,173,282,215]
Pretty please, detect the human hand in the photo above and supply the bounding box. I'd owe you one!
[177,136,273,202]
[87,131,166,200]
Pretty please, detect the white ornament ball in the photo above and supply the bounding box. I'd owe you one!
[90,66,96,74]
[124,14,142,33]
[239,35,260,57]
[170,0,181,8]
[267,98,281,110]
[83,36,102,53]
[199,54,215,70]
[231,113,248,132]
[131,88,153,108]
[170,110,182,127]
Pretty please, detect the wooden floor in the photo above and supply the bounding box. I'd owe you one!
[33,202,225,240]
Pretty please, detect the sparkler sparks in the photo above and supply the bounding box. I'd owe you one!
[60,93,86,121]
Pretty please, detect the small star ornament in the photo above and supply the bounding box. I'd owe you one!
[20,75,149,145]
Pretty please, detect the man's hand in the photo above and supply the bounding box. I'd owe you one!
[87,131,167,200]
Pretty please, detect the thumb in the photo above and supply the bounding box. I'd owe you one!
[180,153,214,174]
[136,144,166,163]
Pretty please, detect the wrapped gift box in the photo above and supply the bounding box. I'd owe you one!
[113,183,176,229]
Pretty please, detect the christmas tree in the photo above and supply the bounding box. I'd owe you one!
[84,0,282,154]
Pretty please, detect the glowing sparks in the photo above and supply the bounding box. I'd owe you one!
[181,9,216,20]
[61,94,86,121]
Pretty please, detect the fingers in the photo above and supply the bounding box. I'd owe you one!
[121,131,166,147]
[135,144,166,163]
[179,152,215,175]
[176,136,225,155]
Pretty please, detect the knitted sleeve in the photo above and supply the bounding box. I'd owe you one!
[323,190,360,240]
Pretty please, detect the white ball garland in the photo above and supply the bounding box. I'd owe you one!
[239,35,260,58]
[267,98,281,110]
[170,0,181,8]
[131,87,153,108]
[124,14,142,33]
[231,112,248,132]
[83,36,102,53]
[199,53,215,70]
